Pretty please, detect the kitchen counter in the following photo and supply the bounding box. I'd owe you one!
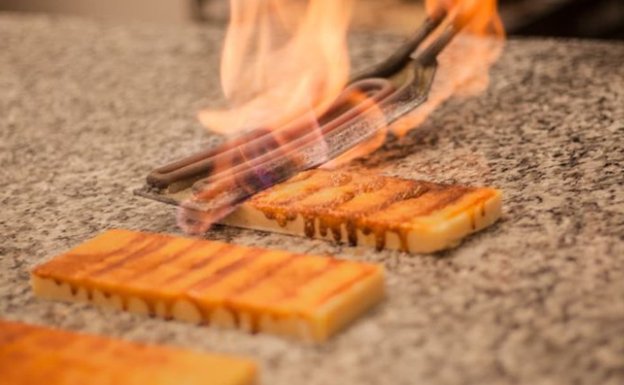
[1,13,623,385]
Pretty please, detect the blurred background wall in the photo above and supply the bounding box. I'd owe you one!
[0,0,199,23]
[0,0,622,39]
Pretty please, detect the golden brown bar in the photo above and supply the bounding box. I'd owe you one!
[221,169,502,253]
[31,230,385,343]
[0,319,256,385]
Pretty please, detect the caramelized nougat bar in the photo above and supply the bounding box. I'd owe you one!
[0,319,256,385]
[221,169,502,253]
[31,230,384,343]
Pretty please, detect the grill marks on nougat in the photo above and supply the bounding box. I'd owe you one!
[0,320,257,385]
[240,169,501,252]
[31,230,385,342]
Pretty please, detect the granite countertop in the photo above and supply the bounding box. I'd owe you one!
[1,13,623,385]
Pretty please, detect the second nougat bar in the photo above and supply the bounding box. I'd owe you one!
[222,169,502,253]
[31,229,384,343]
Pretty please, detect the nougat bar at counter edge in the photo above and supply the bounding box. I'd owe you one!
[0,319,257,385]
[31,229,385,343]
[222,169,503,253]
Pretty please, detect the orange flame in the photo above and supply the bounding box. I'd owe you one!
[179,0,506,234]
[392,0,505,136]
[199,0,504,150]
[199,0,354,135]
[434,0,504,36]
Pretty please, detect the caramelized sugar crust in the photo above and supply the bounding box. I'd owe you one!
[31,230,385,342]
[0,319,257,385]
[245,169,501,251]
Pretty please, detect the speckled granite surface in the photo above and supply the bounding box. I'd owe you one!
[1,13,623,385]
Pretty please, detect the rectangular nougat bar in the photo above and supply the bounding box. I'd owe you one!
[0,319,256,385]
[222,169,502,253]
[31,229,385,343]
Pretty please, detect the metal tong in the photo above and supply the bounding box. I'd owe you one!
[136,6,469,221]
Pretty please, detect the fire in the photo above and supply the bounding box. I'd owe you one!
[199,0,504,145]
[179,0,505,234]
[393,0,505,136]
[198,0,354,135]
